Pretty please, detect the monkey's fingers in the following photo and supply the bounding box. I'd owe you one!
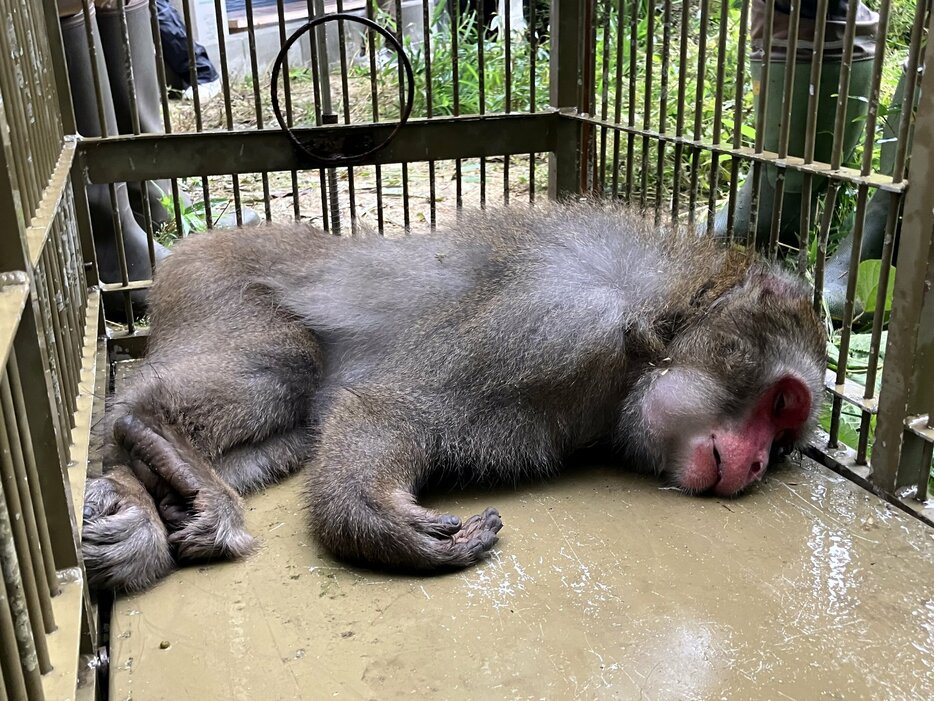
[427,507,502,567]
[166,491,255,564]
[413,512,463,538]
[113,414,204,499]
[452,507,503,545]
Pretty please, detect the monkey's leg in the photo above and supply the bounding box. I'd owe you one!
[308,394,503,570]
[82,465,176,591]
[214,429,315,495]
[113,413,256,564]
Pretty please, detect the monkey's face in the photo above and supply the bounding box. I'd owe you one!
[643,367,815,496]
[639,266,826,497]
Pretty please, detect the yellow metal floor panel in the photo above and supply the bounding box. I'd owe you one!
[108,455,934,700]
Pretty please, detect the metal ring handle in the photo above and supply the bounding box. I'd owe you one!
[271,13,416,166]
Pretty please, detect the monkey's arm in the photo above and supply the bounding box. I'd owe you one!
[307,388,502,570]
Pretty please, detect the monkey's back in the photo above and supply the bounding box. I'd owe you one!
[126,202,748,476]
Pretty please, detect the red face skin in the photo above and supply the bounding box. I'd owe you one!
[677,376,813,497]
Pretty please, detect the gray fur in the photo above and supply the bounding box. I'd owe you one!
[83,201,826,591]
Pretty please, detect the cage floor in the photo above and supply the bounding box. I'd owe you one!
[106,401,934,699]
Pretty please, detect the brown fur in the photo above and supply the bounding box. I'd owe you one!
[83,201,826,591]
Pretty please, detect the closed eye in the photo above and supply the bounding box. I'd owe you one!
[773,392,786,417]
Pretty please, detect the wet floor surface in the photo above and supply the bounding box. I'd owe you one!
[109,457,934,700]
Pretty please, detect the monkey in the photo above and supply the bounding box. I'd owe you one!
[81,200,827,592]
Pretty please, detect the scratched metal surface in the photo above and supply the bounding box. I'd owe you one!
[109,457,934,700]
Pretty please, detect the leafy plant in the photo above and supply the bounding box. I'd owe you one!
[157,183,231,245]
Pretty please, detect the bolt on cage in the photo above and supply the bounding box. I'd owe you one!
[0,0,930,697]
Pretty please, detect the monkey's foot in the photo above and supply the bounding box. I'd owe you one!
[82,472,175,591]
[113,414,256,564]
[421,507,503,568]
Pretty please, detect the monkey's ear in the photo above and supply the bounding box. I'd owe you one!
[743,265,810,302]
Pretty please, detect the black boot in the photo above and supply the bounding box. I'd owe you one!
[711,0,879,251]
[95,0,178,227]
[823,61,919,322]
[60,5,170,322]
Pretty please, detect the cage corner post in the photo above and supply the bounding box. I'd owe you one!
[871,18,934,501]
[548,0,585,200]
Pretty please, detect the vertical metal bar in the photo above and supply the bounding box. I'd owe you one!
[611,0,625,198]
[34,264,73,429]
[503,0,512,205]
[180,0,214,228]
[0,420,51,674]
[6,351,57,596]
[765,0,802,258]
[366,0,384,232]
[745,0,775,249]
[393,0,410,226]
[422,0,437,225]
[548,0,584,199]
[837,0,890,463]
[304,0,330,232]
[148,0,185,234]
[211,0,244,225]
[862,5,927,462]
[0,3,40,220]
[41,247,77,420]
[624,0,637,202]
[77,0,135,325]
[654,0,672,221]
[311,0,341,234]
[12,310,75,571]
[44,0,79,139]
[870,1,934,491]
[704,0,730,235]
[797,0,829,274]
[687,0,710,225]
[0,479,41,700]
[8,0,52,204]
[115,0,156,270]
[49,228,83,405]
[478,0,488,208]
[276,0,301,223]
[671,0,689,218]
[334,0,357,232]
[597,0,611,195]
[823,0,864,446]
[639,0,655,210]
[244,0,272,222]
[0,566,27,701]
[452,0,463,210]
[0,372,54,636]
[529,0,539,202]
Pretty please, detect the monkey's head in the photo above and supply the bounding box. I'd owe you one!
[637,264,827,498]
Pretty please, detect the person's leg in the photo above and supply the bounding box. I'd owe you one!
[711,0,879,253]
[60,3,169,321]
[96,0,185,228]
[823,60,919,321]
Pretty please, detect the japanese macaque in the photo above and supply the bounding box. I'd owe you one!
[82,201,827,591]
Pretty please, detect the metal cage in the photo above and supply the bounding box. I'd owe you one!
[0,0,931,697]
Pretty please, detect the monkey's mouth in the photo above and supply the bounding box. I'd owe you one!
[711,442,724,486]
[678,436,726,495]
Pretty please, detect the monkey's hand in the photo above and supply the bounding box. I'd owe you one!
[412,506,504,567]
[113,414,256,564]
[81,467,176,591]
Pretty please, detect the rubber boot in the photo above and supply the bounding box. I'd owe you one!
[712,0,879,250]
[95,0,177,227]
[823,61,919,321]
[60,5,169,321]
